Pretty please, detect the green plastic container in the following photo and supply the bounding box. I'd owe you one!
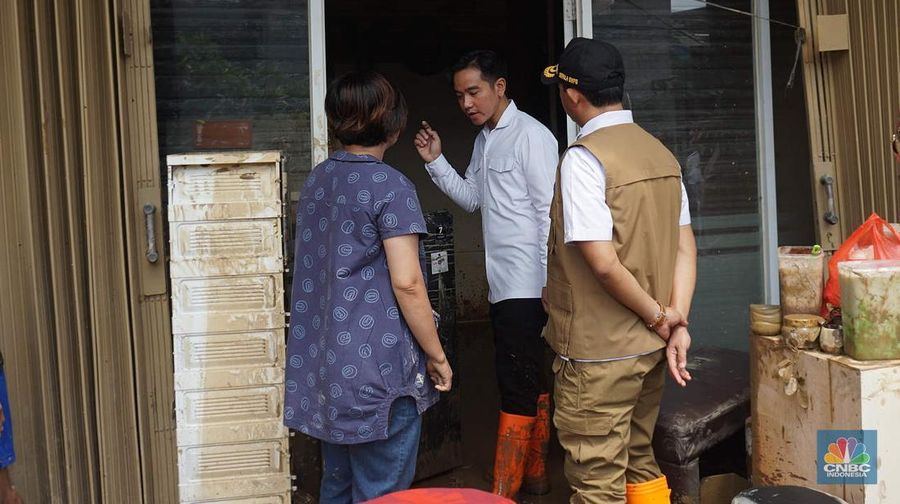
[839,260,900,360]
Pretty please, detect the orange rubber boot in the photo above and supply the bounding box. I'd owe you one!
[625,475,671,504]
[492,412,535,498]
[522,394,551,495]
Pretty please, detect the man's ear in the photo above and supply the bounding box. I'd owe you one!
[564,86,582,105]
[493,77,507,98]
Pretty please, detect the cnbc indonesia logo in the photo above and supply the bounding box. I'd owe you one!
[823,437,870,476]
[818,430,877,484]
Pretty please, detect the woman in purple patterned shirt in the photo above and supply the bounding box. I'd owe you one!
[284,71,452,503]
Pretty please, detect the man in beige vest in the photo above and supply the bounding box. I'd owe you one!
[541,38,697,504]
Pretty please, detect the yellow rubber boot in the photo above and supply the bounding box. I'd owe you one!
[522,394,551,495]
[492,412,535,498]
[625,475,671,504]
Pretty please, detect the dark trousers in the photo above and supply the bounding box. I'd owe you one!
[490,298,549,417]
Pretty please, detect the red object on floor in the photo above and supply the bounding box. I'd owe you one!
[365,488,515,503]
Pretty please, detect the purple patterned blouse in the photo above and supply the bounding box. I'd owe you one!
[283,151,439,444]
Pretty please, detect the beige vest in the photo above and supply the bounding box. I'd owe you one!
[545,123,682,359]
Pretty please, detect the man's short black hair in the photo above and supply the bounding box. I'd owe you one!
[325,71,408,147]
[563,83,624,108]
[450,50,508,85]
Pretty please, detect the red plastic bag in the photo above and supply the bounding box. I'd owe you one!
[822,213,900,317]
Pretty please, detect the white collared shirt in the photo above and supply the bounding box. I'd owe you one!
[561,110,691,244]
[425,101,559,303]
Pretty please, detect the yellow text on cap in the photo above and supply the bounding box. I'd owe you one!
[558,71,579,85]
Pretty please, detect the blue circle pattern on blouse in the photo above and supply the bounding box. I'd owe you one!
[284,151,438,444]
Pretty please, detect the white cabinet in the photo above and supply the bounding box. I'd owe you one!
[169,151,291,503]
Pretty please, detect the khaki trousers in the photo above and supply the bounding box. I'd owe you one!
[552,349,666,504]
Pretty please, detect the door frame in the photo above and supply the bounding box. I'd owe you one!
[309,0,328,168]
[115,0,180,501]
[563,0,594,143]
[752,0,780,304]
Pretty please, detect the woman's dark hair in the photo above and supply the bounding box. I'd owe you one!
[325,71,408,147]
[450,50,508,86]
[563,83,625,108]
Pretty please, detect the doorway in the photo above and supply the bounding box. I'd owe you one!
[316,0,566,496]
[326,0,564,323]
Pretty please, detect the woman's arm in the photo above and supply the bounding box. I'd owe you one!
[383,234,452,391]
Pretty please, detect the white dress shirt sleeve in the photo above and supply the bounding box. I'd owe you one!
[424,153,481,213]
[561,146,614,243]
[679,181,691,226]
[522,129,559,277]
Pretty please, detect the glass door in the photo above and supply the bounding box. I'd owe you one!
[572,0,767,349]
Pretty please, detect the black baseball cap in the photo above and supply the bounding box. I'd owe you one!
[542,37,625,92]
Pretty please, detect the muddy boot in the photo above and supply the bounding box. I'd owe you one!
[492,412,535,499]
[626,475,672,504]
[522,393,551,495]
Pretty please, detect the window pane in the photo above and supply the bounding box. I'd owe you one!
[151,0,311,198]
[592,0,761,349]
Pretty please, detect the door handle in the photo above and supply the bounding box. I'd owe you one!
[820,175,839,225]
[143,203,159,263]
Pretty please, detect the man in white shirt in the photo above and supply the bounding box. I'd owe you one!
[413,50,558,499]
[541,38,697,503]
